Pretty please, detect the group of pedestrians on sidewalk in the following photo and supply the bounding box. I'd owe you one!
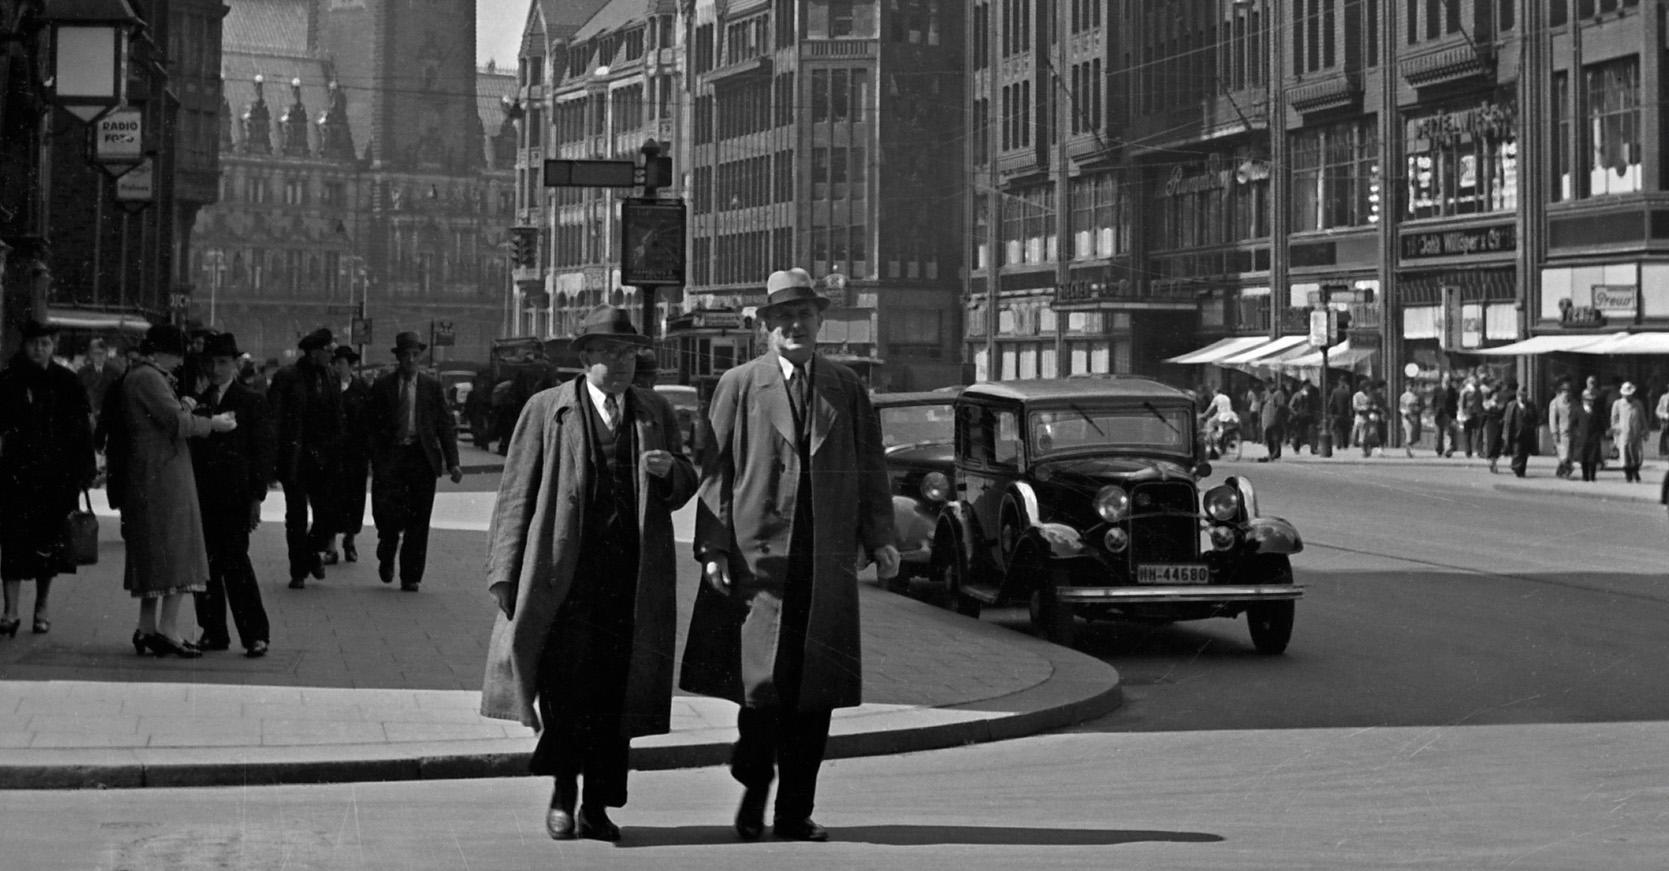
[482,268,900,846]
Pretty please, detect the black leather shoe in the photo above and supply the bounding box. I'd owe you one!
[576,805,621,842]
[288,577,306,589]
[320,550,340,566]
[379,561,395,584]
[245,640,269,658]
[400,582,420,592]
[772,818,829,842]
[342,541,358,563]
[196,636,231,652]
[734,787,768,841]
[145,634,203,659]
[309,553,326,579]
[545,808,576,840]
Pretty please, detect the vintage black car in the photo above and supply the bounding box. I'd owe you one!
[873,390,960,591]
[931,378,1303,653]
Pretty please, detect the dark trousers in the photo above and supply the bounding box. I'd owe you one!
[1263,424,1284,459]
[1331,416,1352,452]
[1461,419,1482,456]
[730,508,831,823]
[373,444,438,585]
[1288,415,1313,453]
[194,504,269,648]
[282,457,334,580]
[1434,417,1457,455]
[338,453,370,538]
[1510,442,1532,478]
[530,585,636,807]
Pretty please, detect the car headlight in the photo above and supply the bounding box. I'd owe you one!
[919,472,951,503]
[1103,527,1129,552]
[1203,485,1241,522]
[1094,485,1131,522]
[1208,524,1236,550]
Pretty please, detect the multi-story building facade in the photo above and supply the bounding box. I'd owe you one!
[193,0,517,364]
[972,0,1669,418]
[1,0,225,358]
[513,0,965,393]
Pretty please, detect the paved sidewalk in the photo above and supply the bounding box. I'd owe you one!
[0,471,1120,789]
[1234,438,1663,504]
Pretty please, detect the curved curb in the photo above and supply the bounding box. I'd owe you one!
[0,646,1121,791]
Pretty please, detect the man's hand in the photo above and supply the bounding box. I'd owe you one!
[702,559,731,594]
[489,581,516,619]
[180,396,199,412]
[448,465,464,484]
[873,545,901,581]
[641,449,673,478]
[208,412,238,433]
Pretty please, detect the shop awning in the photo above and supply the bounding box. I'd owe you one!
[1217,334,1312,366]
[44,309,153,334]
[1571,331,1669,355]
[1163,335,1270,365]
[1471,334,1622,355]
[1279,340,1377,371]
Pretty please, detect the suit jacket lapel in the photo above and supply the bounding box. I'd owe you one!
[809,354,840,456]
[555,379,591,494]
[763,354,798,450]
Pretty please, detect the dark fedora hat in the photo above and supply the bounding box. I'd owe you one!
[203,332,242,358]
[391,331,428,355]
[758,268,829,315]
[142,323,189,357]
[572,305,650,351]
[332,344,361,364]
[19,319,58,339]
[298,327,334,352]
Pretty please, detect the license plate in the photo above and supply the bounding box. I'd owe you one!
[1137,564,1210,584]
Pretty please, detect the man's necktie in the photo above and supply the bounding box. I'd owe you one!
[790,365,809,426]
[604,393,619,432]
[397,377,415,443]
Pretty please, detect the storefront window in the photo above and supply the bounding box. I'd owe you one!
[1070,172,1131,261]
[1404,97,1517,219]
[1291,119,1380,232]
[1151,149,1268,252]
[1585,56,1642,197]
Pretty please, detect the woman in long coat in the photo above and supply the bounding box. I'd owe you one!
[479,377,697,734]
[0,321,95,637]
[113,325,236,656]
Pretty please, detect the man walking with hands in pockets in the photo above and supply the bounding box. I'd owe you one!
[479,306,696,843]
[680,267,898,843]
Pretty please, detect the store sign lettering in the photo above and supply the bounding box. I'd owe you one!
[1558,298,1607,327]
[1591,284,1638,313]
[1410,99,1516,147]
[1401,224,1516,259]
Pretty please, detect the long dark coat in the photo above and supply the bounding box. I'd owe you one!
[679,352,894,712]
[1571,399,1608,466]
[480,378,697,733]
[267,357,341,483]
[191,379,274,512]
[0,355,95,580]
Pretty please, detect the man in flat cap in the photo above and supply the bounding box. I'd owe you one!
[680,267,898,843]
[481,305,696,842]
[367,331,461,591]
[268,327,343,589]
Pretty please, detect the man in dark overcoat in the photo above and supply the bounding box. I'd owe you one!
[268,328,342,588]
[366,332,462,591]
[679,268,898,843]
[326,345,372,564]
[480,306,696,842]
[189,333,276,657]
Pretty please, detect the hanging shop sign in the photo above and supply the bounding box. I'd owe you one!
[1401,223,1516,260]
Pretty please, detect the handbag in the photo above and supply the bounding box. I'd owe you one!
[61,490,99,567]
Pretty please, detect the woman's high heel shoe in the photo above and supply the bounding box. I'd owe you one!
[132,629,149,655]
[143,634,203,658]
[32,617,49,635]
[0,617,19,638]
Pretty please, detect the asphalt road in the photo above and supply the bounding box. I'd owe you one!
[962,458,1669,733]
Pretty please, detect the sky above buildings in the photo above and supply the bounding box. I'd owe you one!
[477,0,524,70]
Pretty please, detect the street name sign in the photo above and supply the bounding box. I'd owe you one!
[544,159,637,188]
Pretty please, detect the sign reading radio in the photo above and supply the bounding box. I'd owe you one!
[1401,223,1516,259]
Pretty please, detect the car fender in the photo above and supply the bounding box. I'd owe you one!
[1223,474,1260,521]
[934,501,980,575]
[891,494,939,559]
[1244,516,1303,555]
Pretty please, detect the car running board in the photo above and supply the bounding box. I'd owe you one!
[1055,585,1304,604]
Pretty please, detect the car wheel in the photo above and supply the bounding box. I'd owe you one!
[1028,567,1077,647]
[1246,554,1295,655]
[934,546,981,619]
[1229,432,1242,461]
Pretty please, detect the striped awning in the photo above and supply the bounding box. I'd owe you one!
[1472,333,1623,355]
[1279,340,1377,371]
[1217,335,1313,366]
[1164,335,1271,365]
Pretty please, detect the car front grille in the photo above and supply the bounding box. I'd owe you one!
[1129,481,1198,563]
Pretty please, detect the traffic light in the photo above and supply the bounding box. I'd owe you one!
[510,226,538,268]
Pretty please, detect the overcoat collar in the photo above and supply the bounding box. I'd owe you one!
[764,351,838,455]
[553,375,661,466]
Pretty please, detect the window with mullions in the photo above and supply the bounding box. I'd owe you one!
[1291,120,1380,231]
[1069,173,1131,261]
[1551,72,1570,201]
[1404,99,1517,219]
[1585,56,1642,197]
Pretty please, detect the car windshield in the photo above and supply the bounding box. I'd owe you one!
[1029,405,1193,456]
[654,386,699,412]
[879,403,955,448]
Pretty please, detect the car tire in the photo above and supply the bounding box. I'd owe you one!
[1028,567,1077,648]
[1246,554,1295,655]
[934,546,982,619]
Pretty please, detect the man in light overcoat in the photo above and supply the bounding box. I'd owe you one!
[480,306,696,842]
[679,267,898,843]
